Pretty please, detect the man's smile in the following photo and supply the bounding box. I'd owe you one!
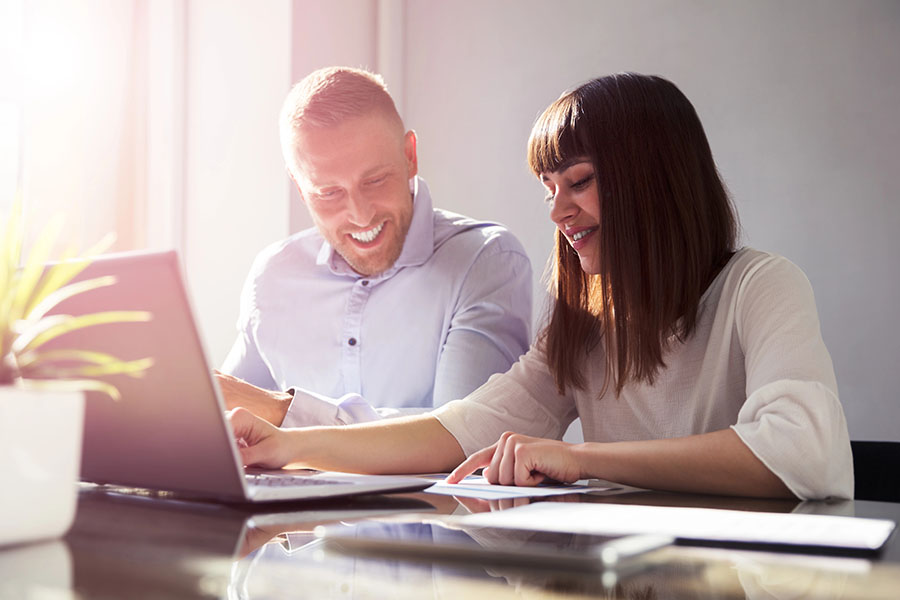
[349,221,386,245]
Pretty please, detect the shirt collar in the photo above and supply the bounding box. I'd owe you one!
[315,176,435,280]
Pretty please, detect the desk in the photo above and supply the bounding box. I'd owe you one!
[1,485,898,599]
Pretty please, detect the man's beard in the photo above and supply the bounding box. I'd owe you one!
[333,221,407,277]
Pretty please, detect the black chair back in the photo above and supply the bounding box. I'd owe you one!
[850,441,900,503]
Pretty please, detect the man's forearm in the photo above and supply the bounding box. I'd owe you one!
[282,415,466,475]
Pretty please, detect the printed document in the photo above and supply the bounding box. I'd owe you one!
[457,502,896,551]
[424,475,610,500]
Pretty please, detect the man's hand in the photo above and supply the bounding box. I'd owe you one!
[215,370,293,426]
[446,432,583,486]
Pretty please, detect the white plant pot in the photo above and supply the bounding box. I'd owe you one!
[0,540,72,596]
[0,387,84,547]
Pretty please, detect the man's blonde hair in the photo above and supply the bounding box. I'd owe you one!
[279,66,404,177]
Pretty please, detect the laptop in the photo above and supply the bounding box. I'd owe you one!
[43,249,431,502]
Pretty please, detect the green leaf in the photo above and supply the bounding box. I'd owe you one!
[19,377,123,402]
[1,200,150,402]
[10,213,65,324]
[12,311,153,354]
[15,348,126,370]
[24,233,116,318]
[21,357,155,379]
[24,275,116,322]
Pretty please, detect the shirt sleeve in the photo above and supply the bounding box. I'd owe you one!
[280,390,462,427]
[220,264,277,390]
[729,256,853,500]
[431,240,533,408]
[432,340,578,456]
[281,389,381,427]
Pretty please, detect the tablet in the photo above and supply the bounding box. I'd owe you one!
[314,518,672,573]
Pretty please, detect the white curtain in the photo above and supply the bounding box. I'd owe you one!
[0,0,25,215]
[13,0,150,252]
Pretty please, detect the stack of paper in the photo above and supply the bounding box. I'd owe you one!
[457,502,896,552]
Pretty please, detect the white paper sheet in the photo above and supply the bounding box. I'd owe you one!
[422,475,606,500]
[457,502,896,551]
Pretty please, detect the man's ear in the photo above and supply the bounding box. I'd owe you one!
[287,167,307,204]
[404,130,418,178]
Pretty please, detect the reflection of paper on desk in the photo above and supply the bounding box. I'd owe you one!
[457,503,896,551]
[423,475,607,499]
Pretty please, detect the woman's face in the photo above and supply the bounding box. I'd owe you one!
[540,157,601,274]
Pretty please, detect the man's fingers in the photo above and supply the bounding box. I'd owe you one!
[446,445,494,483]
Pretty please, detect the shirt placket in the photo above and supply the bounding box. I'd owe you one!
[340,278,372,394]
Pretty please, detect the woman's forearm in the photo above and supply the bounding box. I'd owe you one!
[573,429,795,498]
[282,414,466,474]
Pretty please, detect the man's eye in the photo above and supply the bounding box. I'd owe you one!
[317,189,339,199]
[366,176,386,186]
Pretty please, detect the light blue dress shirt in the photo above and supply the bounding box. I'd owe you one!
[221,177,532,426]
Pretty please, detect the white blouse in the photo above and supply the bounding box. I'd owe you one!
[433,248,853,500]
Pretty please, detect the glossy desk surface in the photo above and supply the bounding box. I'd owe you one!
[2,484,899,599]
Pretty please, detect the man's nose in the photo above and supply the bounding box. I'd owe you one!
[346,192,376,227]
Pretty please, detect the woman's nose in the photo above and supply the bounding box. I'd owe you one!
[549,191,576,225]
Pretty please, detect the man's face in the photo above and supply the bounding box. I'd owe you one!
[292,113,418,277]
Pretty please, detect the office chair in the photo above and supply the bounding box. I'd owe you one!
[850,441,900,503]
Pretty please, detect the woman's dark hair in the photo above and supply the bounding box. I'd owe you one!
[527,73,738,396]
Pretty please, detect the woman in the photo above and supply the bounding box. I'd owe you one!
[230,73,852,500]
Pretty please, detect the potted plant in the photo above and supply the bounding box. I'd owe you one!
[0,201,152,547]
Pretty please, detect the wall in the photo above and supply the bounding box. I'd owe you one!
[181,1,899,441]
[182,0,378,364]
[287,0,378,234]
[183,0,292,365]
[401,0,900,440]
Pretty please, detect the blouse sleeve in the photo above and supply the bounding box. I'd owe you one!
[730,255,853,500]
[431,340,579,456]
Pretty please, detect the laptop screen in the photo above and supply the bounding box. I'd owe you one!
[43,250,247,499]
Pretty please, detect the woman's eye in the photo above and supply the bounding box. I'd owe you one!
[571,175,594,190]
[543,193,555,205]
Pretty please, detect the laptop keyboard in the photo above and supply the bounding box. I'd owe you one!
[246,473,355,488]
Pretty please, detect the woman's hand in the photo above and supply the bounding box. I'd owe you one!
[446,432,583,486]
[227,407,297,469]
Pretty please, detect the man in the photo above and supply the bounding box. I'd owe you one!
[217,67,532,427]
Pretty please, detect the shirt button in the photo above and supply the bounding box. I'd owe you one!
[361,280,369,286]
[348,337,357,346]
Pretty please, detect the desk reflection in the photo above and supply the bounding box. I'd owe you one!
[240,517,887,600]
[46,486,900,599]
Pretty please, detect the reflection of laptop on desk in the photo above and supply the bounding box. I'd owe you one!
[68,486,439,597]
[45,250,429,502]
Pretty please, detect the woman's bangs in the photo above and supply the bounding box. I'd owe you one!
[527,97,583,176]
